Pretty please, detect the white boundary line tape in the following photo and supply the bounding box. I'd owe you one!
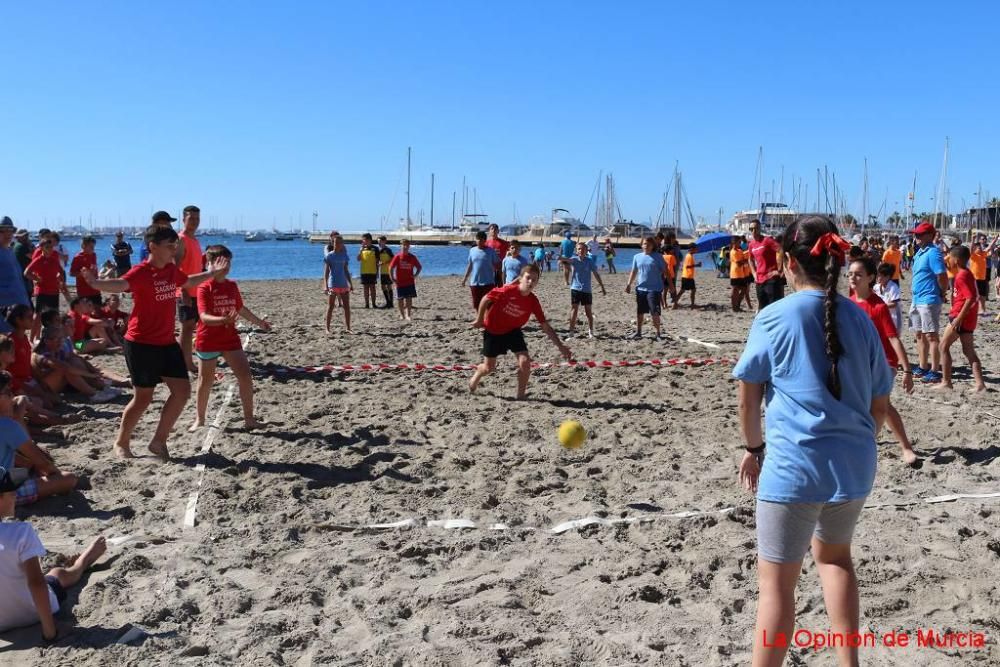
[182,331,253,529]
[320,491,1000,534]
[675,335,721,350]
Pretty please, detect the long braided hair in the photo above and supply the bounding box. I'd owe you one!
[781,215,851,400]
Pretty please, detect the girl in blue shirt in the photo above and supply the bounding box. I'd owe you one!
[733,215,892,667]
[323,236,354,333]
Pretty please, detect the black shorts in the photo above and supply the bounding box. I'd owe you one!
[976,280,989,298]
[45,575,67,604]
[123,340,189,388]
[380,274,393,286]
[680,277,696,291]
[35,294,60,312]
[730,276,750,287]
[482,328,528,358]
[177,302,199,323]
[755,278,785,310]
[396,284,416,299]
[360,274,377,286]
[635,289,662,316]
[570,289,592,306]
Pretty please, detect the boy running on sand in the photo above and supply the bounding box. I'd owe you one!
[0,466,106,641]
[558,241,606,338]
[848,258,918,465]
[937,245,985,392]
[625,237,668,340]
[190,245,271,431]
[468,264,572,399]
[388,239,422,320]
[672,244,702,309]
[79,225,228,460]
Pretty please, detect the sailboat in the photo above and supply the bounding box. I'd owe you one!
[272,229,296,241]
[244,231,270,242]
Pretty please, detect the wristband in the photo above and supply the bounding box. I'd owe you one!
[745,442,765,453]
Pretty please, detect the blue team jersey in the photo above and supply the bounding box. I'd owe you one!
[502,255,528,284]
[324,250,350,289]
[468,247,499,286]
[631,253,666,292]
[568,255,597,292]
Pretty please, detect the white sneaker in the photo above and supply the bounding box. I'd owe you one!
[588,330,595,339]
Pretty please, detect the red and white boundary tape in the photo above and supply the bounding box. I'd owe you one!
[266,357,738,375]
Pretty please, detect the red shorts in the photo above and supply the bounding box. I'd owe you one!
[470,285,493,309]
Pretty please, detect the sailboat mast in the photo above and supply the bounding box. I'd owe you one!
[405,147,411,230]
[430,173,434,229]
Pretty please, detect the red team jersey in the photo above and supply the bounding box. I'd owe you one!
[388,253,422,287]
[950,268,978,332]
[195,279,245,352]
[748,236,780,284]
[24,253,63,295]
[853,293,898,368]
[70,251,100,297]
[69,311,91,341]
[9,334,32,391]
[483,283,546,335]
[122,262,188,345]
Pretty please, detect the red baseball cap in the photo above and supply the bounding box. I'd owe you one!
[913,221,935,236]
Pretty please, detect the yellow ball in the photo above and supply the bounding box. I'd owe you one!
[558,420,587,449]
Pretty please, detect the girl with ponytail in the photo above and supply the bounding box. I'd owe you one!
[732,215,893,666]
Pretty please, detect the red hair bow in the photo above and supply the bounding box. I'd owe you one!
[810,232,851,261]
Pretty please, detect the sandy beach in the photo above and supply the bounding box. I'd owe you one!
[3,272,999,666]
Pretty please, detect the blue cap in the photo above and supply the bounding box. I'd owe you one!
[564,230,572,238]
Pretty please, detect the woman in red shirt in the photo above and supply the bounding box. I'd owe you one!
[468,264,572,399]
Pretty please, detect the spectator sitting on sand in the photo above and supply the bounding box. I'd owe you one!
[0,466,106,641]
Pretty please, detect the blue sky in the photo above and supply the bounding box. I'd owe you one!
[1,1,997,232]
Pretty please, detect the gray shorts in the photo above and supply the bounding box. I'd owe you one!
[908,302,941,334]
[756,498,866,563]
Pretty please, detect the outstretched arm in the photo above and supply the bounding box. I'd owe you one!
[78,268,128,293]
[239,306,271,330]
[538,321,572,360]
[182,259,230,290]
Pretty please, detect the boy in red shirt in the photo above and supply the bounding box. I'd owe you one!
[468,264,571,399]
[23,238,70,339]
[79,225,227,460]
[69,236,102,308]
[100,294,129,339]
[68,298,118,354]
[388,239,422,321]
[190,245,271,432]
[938,246,985,392]
[847,257,918,466]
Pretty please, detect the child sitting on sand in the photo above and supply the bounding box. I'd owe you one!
[734,215,892,667]
[468,264,572,400]
[0,466,106,641]
[190,245,271,431]
[68,298,119,354]
[100,293,129,339]
[847,257,918,465]
[0,371,79,506]
[31,328,120,403]
[938,245,986,392]
[78,224,227,460]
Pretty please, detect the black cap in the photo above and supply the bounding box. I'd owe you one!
[0,466,28,493]
[151,210,177,224]
[0,216,13,230]
[15,228,29,238]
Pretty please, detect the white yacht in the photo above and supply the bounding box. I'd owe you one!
[728,203,799,235]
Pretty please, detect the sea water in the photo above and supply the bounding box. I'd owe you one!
[87,236,719,282]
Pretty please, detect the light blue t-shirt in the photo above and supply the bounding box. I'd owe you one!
[468,247,499,286]
[0,248,30,334]
[0,417,28,471]
[631,253,666,292]
[533,247,545,262]
[502,255,529,284]
[324,250,350,289]
[568,255,598,293]
[911,245,947,305]
[733,291,894,503]
[560,238,575,258]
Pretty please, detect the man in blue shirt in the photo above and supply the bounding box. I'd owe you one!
[624,237,668,340]
[558,241,606,338]
[559,231,575,286]
[461,231,500,311]
[908,221,949,383]
[0,218,30,334]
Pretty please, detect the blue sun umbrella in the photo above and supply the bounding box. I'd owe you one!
[694,231,732,253]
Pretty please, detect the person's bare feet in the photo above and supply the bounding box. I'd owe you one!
[901,449,919,466]
[974,384,987,393]
[114,445,134,460]
[244,418,265,430]
[188,419,205,433]
[932,383,953,391]
[148,441,170,461]
[76,536,108,570]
